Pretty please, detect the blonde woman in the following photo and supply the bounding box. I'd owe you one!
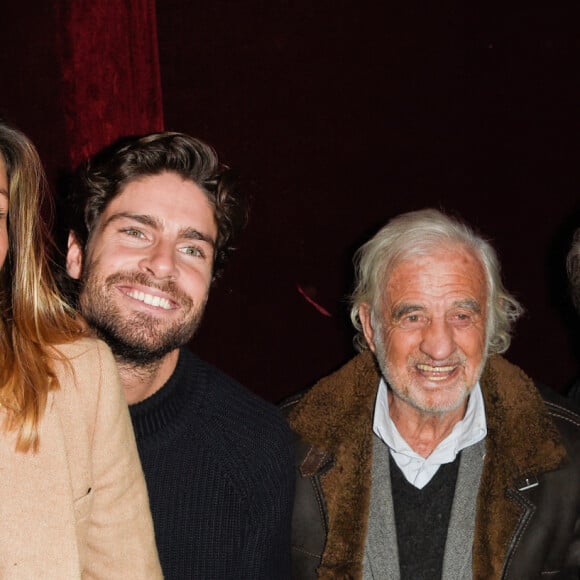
[0,121,162,578]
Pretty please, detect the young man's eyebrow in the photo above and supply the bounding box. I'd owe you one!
[101,212,156,230]
[179,227,215,247]
[101,212,215,246]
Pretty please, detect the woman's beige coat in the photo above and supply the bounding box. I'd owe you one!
[0,338,162,578]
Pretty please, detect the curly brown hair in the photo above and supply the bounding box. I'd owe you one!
[66,131,248,277]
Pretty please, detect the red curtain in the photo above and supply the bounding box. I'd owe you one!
[55,0,164,169]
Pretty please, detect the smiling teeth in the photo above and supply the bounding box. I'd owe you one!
[126,290,172,310]
[416,364,456,382]
[417,364,455,372]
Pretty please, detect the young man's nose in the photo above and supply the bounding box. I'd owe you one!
[138,242,178,279]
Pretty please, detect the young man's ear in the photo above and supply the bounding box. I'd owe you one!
[66,232,83,280]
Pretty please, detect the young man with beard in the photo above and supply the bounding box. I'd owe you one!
[285,209,580,579]
[63,132,294,579]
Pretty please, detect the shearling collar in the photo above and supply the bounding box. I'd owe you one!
[473,354,567,578]
[289,352,568,579]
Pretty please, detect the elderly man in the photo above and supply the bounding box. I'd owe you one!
[285,209,580,579]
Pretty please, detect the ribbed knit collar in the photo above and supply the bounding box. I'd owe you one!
[129,348,203,441]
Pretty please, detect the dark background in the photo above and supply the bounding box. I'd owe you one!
[2,2,579,402]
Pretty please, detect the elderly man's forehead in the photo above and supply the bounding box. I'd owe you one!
[380,243,488,299]
[388,242,483,273]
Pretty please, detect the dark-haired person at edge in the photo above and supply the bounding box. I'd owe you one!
[284,208,580,579]
[566,228,580,402]
[62,131,294,579]
[0,121,162,577]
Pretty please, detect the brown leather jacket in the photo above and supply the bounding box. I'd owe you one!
[282,352,580,579]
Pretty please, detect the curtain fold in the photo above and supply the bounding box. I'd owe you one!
[56,0,164,169]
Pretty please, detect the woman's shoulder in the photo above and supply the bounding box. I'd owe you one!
[51,337,120,400]
[53,336,113,360]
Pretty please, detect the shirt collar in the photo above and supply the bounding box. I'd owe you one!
[373,377,487,488]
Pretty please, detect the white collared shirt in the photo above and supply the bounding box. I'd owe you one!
[373,378,487,489]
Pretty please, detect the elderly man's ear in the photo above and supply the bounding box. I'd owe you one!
[359,303,377,354]
[66,232,83,280]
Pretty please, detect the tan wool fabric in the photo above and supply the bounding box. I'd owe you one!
[0,338,162,579]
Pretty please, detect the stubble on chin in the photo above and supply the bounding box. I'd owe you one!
[371,333,484,416]
[378,353,485,415]
[79,268,206,365]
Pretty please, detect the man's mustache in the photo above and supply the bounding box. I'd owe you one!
[104,271,193,308]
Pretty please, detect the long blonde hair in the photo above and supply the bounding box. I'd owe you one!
[0,121,85,452]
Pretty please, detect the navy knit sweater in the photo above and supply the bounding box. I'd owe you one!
[129,348,294,579]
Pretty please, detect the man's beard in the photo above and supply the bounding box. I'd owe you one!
[371,321,485,416]
[79,269,206,365]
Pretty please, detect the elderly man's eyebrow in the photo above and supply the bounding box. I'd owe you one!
[102,212,215,247]
[391,303,425,320]
[390,299,482,321]
[453,298,481,313]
